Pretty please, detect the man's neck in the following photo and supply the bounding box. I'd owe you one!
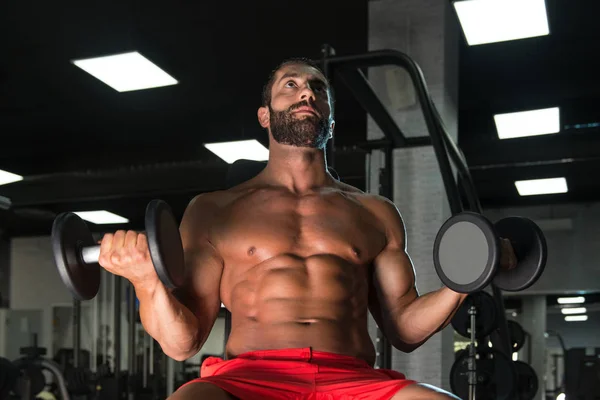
[262,144,333,194]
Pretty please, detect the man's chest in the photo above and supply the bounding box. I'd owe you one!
[211,189,387,264]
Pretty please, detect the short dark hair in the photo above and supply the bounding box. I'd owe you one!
[261,57,335,118]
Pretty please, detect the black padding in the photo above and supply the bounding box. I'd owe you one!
[226,159,267,189]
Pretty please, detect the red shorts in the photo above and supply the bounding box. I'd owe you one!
[179,347,417,400]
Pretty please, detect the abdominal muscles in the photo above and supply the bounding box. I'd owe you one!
[224,254,375,362]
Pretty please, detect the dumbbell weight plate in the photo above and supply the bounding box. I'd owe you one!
[434,212,501,293]
[514,360,538,400]
[508,320,526,352]
[493,217,547,292]
[451,290,498,339]
[52,212,101,301]
[450,348,517,400]
[145,199,186,289]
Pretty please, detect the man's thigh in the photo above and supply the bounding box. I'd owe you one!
[168,382,238,400]
[391,383,461,400]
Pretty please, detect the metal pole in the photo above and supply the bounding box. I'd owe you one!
[142,333,148,389]
[379,146,394,370]
[166,357,175,396]
[114,276,122,399]
[92,285,99,372]
[128,283,136,400]
[103,269,109,365]
[149,339,154,375]
[73,299,81,368]
[468,305,477,400]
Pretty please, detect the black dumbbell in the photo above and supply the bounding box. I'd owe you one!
[51,199,185,300]
[433,211,547,293]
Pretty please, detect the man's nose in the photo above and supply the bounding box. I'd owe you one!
[299,85,316,102]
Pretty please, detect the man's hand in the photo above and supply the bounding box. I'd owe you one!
[499,238,517,271]
[98,230,160,291]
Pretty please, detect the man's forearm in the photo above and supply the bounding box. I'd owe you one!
[393,287,467,349]
[135,281,208,361]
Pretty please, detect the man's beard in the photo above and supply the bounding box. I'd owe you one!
[269,101,330,149]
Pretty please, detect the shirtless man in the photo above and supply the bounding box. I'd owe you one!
[98,58,489,399]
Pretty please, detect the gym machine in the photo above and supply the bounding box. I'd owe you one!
[450,292,539,400]
[317,45,547,399]
[0,335,70,400]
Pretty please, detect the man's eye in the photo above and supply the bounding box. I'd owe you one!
[285,81,296,88]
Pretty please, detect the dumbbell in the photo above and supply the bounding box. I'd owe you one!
[51,199,185,300]
[433,211,547,293]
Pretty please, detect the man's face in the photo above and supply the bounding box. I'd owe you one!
[259,64,334,149]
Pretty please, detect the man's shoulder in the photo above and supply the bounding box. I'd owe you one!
[186,188,242,211]
[334,179,364,195]
[335,182,396,209]
[342,189,402,223]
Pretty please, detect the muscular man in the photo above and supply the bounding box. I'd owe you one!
[98,58,502,399]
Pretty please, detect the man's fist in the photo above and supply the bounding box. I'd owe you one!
[98,230,159,289]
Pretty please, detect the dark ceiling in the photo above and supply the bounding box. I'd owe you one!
[0,0,598,237]
[459,0,600,208]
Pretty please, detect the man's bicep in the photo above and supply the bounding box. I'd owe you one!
[175,246,223,320]
[176,194,224,322]
[370,246,418,317]
[366,195,418,335]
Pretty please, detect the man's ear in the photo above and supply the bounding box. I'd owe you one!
[257,106,270,128]
[329,120,335,137]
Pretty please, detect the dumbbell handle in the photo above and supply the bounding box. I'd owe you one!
[80,245,102,265]
[78,230,150,265]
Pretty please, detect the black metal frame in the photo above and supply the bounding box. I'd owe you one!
[318,46,512,366]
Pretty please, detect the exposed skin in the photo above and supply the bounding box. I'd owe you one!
[98,62,517,400]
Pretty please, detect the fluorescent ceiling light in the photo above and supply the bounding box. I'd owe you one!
[564,315,588,322]
[560,307,587,315]
[0,169,23,186]
[74,211,129,225]
[557,296,585,304]
[494,107,560,139]
[515,177,568,196]
[204,139,269,164]
[72,51,178,92]
[453,0,550,46]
